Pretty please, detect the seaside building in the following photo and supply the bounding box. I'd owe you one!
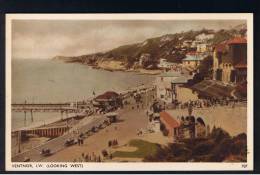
[182,53,204,71]
[182,40,193,48]
[93,91,121,112]
[156,71,181,101]
[196,43,212,53]
[212,37,247,84]
[159,111,208,142]
[157,58,176,69]
[160,111,180,142]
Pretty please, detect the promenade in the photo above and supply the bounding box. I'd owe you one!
[12,114,106,162]
[41,87,156,162]
[12,85,156,162]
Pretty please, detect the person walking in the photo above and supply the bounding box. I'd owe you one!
[78,138,80,146]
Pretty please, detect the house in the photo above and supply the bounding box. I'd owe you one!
[212,37,247,84]
[195,33,214,41]
[157,58,168,68]
[182,40,193,48]
[160,111,180,141]
[156,71,181,101]
[156,71,189,103]
[182,54,204,70]
[157,58,176,69]
[160,111,207,142]
[196,43,212,53]
[170,76,189,102]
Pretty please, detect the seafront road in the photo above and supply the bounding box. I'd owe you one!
[12,115,106,162]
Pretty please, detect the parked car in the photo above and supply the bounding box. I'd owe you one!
[23,157,30,162]
[64,138,76,146]
[40,148,52,156]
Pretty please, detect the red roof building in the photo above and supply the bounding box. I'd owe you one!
[186,51,197,56]
[227,37,247,45]
[160,111,180,139]
[235,61,247,69]
[213,37,247,84]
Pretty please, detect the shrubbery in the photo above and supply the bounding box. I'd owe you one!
[144,127,247,162]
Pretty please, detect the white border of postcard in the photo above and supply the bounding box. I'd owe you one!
[5,13,254,171]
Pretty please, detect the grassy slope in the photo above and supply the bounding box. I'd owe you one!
[113,139,160,158]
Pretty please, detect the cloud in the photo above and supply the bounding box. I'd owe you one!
[11,20,245,59]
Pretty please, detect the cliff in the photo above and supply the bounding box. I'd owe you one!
[53,23,247,73]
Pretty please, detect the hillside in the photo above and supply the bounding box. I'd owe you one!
[53,23,247,71]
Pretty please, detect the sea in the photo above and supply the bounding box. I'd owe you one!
[11,59,155,130]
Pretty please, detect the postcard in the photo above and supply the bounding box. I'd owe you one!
[5,13,253,171]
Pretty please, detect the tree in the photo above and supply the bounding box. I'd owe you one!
[187,72,204,86]
[210,127,230,143]
[198,55,213,78]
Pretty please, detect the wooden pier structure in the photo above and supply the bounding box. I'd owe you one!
[11,102,93,112]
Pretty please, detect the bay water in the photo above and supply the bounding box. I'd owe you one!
[11,59,155,130]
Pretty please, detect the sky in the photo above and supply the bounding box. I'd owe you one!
[12,20,245,59]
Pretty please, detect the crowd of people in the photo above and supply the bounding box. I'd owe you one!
[122,88,156,111]
[72,140,117,162]
[73,152,103,162]
[178,97,241,109]
[108,139,119,147]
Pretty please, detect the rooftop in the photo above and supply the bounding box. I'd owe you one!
[159,71,181,77]
[227,37,247,45]
[95,91,119,100]
[186,51,197,55]
[235,61,247,69]
[160,111,180,128]
[171,76,188,84]
[214,37,247,52]
[182,55,204,61]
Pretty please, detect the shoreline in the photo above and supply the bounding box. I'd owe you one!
[55,59,163,75]
[87,64,163,75]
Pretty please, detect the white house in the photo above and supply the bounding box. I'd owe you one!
[182,40,193,48]
[157,58,176,69]
[195,33,214,41]
[196,43,211,53]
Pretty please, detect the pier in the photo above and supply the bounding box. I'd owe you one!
[11,85,157,162]
[11,102,93,112]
